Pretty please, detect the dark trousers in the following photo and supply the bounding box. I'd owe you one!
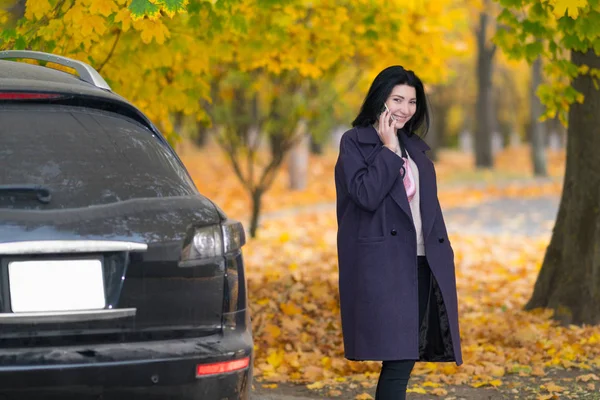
[375,256,431,400]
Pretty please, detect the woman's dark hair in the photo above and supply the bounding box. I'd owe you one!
[352,65,430,137]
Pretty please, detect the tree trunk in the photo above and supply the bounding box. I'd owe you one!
[525,49,600,325]
[529,57,548,177]
[173,112,185,135]
[310,135,323,155]
[427,92,448,162]
[475,11,495,168]
[248,189,264,238]
[6,0,26,26]
[288,120,309,190]
[194,121,209,148]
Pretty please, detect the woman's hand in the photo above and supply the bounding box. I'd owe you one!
[377,110,400,153]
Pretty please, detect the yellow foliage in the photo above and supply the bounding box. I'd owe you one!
[114,8,132,31]
[133,19,171,44]
[24,0,52,20]
[550,0,588,18]
[89,0,118,17]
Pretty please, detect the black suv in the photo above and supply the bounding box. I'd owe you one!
[0,51,252,399]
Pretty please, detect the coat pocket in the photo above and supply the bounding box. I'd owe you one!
[354,241,394,301]
[357,235,386,243]
[357,201,386,241]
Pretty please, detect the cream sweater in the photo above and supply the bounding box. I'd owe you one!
[395,149,425,255]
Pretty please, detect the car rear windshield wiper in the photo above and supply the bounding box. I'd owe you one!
[0,185,52,204]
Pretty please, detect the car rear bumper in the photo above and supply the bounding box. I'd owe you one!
[0,329,253,400]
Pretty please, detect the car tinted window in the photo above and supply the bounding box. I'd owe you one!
[0,105,197,209]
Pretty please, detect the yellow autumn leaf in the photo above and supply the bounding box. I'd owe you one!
[280,302,302,316]
[266,350,284,369]
[306,381,325,390]
[63,4,86,26]
[407,386,427,394]
[576,373,600,382]
[133,19,171,45]
[114,8,132,32]
[431,388,448,396]
[256,298,269,306]
[262,383,278,389]
[279,232,291,243]
[80,15,107,37]
[354,394,373,400]
[551,0,588,18]
[542,382,566,392]
[537,395,554,400]
[25,0,52,20]
[264,324,281,339]
[89,0,118,17]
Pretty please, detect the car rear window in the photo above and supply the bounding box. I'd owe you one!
[0,104,197,209]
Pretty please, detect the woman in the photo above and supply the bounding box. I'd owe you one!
[334,66,462,399]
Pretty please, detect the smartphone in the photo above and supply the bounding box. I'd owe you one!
[383,103,396,121]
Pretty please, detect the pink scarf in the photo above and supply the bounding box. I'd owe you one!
[401,156,416,202]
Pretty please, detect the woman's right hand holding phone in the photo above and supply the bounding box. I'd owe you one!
[377,108,400,153]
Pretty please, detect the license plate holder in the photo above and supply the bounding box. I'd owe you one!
[8,258,105,313]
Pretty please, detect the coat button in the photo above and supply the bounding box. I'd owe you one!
[438,237,445,243]
[391,229,397,236]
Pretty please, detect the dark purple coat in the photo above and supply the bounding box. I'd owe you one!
[334,125,462,365]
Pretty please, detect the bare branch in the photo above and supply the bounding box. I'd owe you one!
[97,29,121,73]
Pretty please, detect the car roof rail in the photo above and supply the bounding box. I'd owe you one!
[0,50,111,90]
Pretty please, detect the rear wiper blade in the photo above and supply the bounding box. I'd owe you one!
[0,185,52,204]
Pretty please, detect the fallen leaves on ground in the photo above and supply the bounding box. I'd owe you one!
[244,212,600,393]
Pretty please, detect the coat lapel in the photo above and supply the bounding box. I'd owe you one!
[402,132,437,241]
[358,126,413,221]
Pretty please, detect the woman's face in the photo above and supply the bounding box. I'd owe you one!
[383,84,417,130]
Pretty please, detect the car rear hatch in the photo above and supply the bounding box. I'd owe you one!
[0,101,227,347]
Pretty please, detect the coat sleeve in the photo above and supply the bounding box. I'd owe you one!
[338,133,405,212]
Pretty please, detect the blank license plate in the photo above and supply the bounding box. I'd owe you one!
[8,259,105,313]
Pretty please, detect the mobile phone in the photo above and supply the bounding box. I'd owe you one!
[383,103,396,121]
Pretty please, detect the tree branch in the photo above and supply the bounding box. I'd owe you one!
[97,29,122,73]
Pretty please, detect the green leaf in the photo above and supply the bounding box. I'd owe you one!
[522,20,548,37]
[14,36,26,50]
[497,9,519,26]
[365,29,378,40]
[1,29,16,41]
[230,14,247,34]
[497,0,523,7]
[562,32,589,52]
[158,0,188,14]
[187,1,204,14]
[524,41,544,62]
[528,2,548,21]
[574,10,600,41]
[363,14,376,26]
[257,0,294,7]
[129,0,160,18]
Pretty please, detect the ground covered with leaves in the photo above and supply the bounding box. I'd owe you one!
[183,145,600,398]
[244,213,600,398]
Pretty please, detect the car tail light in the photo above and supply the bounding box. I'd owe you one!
[179,220,246,266]
[0,92,65,100]
[196,357,250,377]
